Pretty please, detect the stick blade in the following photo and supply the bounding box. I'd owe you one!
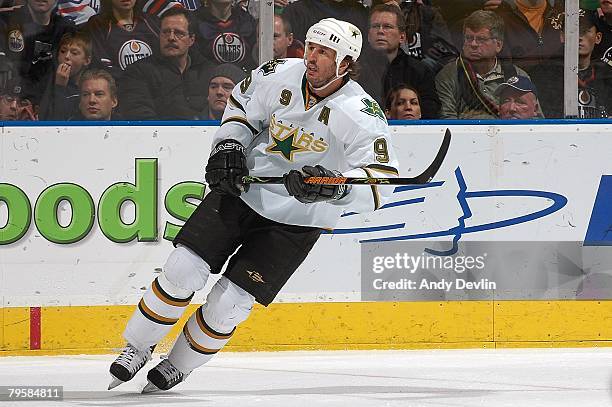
[412,128,451,184]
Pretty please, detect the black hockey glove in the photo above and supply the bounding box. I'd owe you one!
[205,139,249,196]
[283,165,350,204]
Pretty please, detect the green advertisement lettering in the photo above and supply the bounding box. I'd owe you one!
[34,184,95,244]
[163,182,205,241]
[0,184,32,245]
[98,158,158,243]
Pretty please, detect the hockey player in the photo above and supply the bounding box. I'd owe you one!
[108,17,400,393]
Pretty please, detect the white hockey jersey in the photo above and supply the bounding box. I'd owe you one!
[214,58,400,229]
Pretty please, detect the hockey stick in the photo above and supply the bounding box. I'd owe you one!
[241,128,451,186]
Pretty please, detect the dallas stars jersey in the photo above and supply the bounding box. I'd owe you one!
[213,58,400,229]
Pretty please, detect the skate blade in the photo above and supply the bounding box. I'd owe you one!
[107,375,124,390]
[142,381,161,394]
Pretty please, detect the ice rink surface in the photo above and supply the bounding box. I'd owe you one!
[0,348,610,407]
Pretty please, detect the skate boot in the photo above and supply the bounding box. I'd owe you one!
[108,343,154,390]
[142,358,190,393]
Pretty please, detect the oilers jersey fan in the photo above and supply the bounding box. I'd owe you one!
[108,18,400,394]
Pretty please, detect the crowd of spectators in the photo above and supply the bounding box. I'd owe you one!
[0,0,610,121]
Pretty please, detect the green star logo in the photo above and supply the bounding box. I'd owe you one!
[260,59,286,76]
[265,127,307,161]
[351,29,359,38]
[360,98,386,122]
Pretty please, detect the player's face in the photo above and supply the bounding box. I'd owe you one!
[160,15,195,58]
[304,43,344,89]
[58,42,91,77]
[499,90,538,119]
[208,76,235,115]
[79,78,118,120]
[387,88,421,120]
[601,0,612,14]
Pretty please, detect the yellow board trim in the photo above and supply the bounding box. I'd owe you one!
[1,301,611,356]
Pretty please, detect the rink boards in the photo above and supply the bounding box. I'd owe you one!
[1,122,611,355]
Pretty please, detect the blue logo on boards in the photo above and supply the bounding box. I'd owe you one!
[327,166,603,252]
[584,175,612,246]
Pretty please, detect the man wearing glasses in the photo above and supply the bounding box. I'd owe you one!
[360,3,440,118]
[118,8,215,120]
[0,78,36,121]
[435,9,535,119]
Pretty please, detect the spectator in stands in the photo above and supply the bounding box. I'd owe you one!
[384,83,422,119]
[594,0,612,68]
[195,0,257,70]
[119,8,215,119]
[274,14,295,59]
[0,90,18,120]
[495,0,565,102]
[0,78,36,120]
[84,0,160,80]
[495,75,540,119]
[434,0,503,50]
[360,4,439,117]
[252,14,303,64]
[71,68,119,120]
[535,9,612,118]
[39,32,92,120]
[58,0,183,28]
[282,0,369,46]
[435,10,533,119]
[0,0,76,106]
[373,0,458,74]
[201,63,245,120]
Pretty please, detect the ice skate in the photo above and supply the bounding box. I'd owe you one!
[142,358,189,393]
[108,343,153,390]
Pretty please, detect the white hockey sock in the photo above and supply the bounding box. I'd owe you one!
[123,276,194,351]
[167,305,235,373]
[123,245,210,351]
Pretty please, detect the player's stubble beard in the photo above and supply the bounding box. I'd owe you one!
[306,63,342,95]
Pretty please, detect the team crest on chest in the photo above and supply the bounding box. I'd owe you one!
[260,59,286,76]
[118,40,153,70]
[360,98,386,122]
[213,33,245,64]
[265,114,329,161]
[8,30,24,53]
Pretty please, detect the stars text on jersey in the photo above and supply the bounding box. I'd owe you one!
[265,115,329,161]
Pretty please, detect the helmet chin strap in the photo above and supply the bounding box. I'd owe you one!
[303,58,348,93]
[309,71,348,92]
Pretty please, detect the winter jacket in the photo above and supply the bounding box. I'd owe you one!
[383,48,440,119]
[496,0,565,72]
[38,68,80,120]
[359,46,440,118]
[118,49,215,120]
[435,57,531,119]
